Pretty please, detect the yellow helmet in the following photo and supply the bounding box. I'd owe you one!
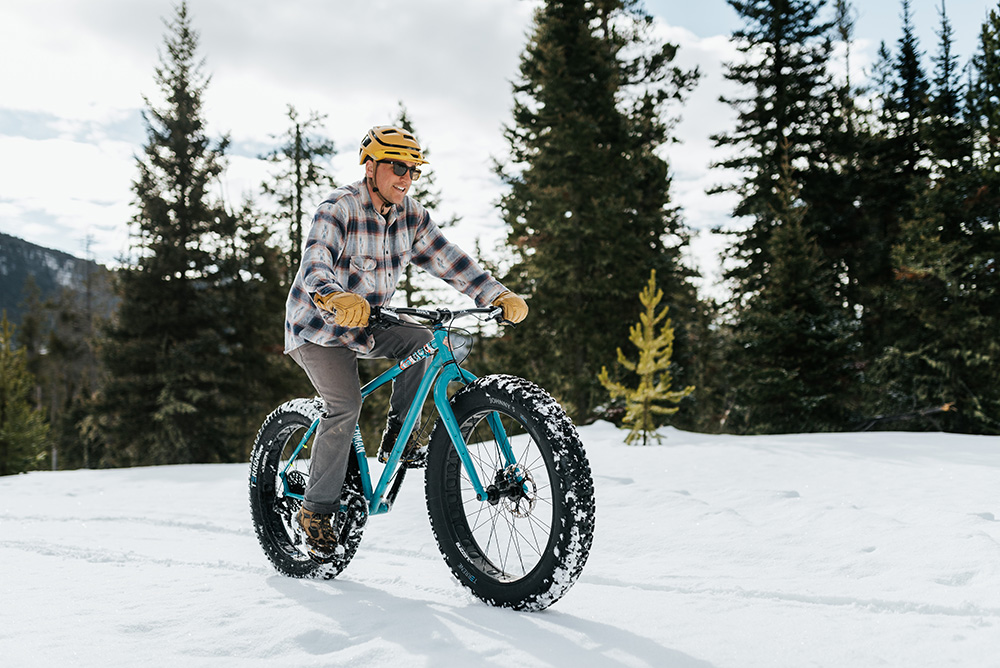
[359,125,428,165]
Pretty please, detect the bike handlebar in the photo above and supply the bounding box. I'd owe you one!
[368,305,506,330]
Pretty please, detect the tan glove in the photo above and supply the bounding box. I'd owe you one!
[313,292,371,328]
[492,291,528,324]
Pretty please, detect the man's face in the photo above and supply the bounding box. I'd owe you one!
[368,159,417,206]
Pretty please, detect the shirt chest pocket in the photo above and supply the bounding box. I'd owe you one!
[343,255,377,293]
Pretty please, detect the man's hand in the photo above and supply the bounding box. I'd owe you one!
[491,291,528,324]
[313,292,371,328]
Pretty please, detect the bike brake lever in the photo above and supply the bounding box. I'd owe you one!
[365,305,395,334]
[490,307,518,327]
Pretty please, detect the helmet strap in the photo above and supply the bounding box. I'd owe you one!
[366,162,393,216]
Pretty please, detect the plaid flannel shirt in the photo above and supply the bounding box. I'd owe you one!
[284,179,507,354]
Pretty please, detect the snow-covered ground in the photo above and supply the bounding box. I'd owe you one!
[2,421,998,667]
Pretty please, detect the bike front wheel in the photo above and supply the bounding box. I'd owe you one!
[249,398,367,580]
[425,374,596,611]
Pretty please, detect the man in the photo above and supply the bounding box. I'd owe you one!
[283,125,528,560]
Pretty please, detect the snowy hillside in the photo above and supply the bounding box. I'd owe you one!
[1,422,998,667]
[0,231,115,326]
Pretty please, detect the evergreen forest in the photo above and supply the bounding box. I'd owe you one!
[4,0,1000,474]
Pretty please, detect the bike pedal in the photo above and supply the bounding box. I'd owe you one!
[402,446,428,469]
[377,449,427,468]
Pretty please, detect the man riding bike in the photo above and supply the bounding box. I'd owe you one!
[283,125,528,561]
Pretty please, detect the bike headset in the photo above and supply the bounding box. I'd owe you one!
[360,126,428,213]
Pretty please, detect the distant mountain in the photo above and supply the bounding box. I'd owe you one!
[0,232,115,327]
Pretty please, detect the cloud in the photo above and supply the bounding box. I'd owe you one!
[0,134,135,260]
[0,3,156,121]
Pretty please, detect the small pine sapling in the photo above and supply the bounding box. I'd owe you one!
[598,271,694,445]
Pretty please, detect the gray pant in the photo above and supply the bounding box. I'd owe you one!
[288,324,433,514]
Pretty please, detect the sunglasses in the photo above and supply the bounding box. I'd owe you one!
[380,160,421,181]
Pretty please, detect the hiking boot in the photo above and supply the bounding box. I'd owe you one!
[295,507,340,561]
[377,420,428,468]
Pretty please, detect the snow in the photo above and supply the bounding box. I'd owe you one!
[2,421,999,667]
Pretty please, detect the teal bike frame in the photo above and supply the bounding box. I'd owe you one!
[279,307,517,516]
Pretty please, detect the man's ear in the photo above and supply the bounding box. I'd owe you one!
[364,160,375,179]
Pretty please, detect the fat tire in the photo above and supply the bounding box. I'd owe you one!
[425,374,595,610]
[249,398,367,580]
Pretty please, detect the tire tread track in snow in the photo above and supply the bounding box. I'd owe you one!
[583,575,1000,619]
[0,513,250,536]
[0,539,270,575]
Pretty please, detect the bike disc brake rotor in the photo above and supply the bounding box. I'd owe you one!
[501,464,537,518]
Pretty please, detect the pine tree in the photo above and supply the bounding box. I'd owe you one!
[887,0,930,168]
[260,105,336,283]
[712,0,869,432]
[36,289,97,469]
[16,277,45,377]
[669,297,729,433]
[712,0,834,293]
[725,162,857,433]
[17,261,113,469]
[855,0,932,363]
[925,0,968,174]
[599,271,694,444]
[211,199,306,451]
[957,7,1000,432]
[495,0,700,420]
[0,313,49,475]
[805,0,870,318]
[969,8,1000,169]
[94,2,279,465]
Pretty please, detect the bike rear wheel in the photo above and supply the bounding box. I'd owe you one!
[249,398,367,579]
[425,374,595,611]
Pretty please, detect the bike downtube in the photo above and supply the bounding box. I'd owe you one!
[369,345,442,514]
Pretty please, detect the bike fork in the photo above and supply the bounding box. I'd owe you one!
[432,377,519,502]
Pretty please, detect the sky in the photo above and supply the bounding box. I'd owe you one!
[1,0,997,298]
[2,421,998,666]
